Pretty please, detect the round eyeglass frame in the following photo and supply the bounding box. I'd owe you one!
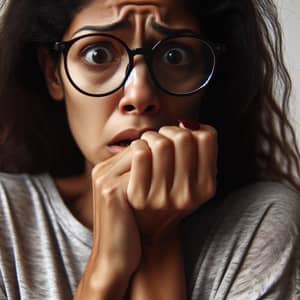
[52,33,224,97]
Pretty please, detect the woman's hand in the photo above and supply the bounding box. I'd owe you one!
[128,120,218,300]
[127,120,218,245]
[74,148,141,300]
[74,120,217,299]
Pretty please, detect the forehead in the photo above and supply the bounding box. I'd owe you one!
[65,0,199,37]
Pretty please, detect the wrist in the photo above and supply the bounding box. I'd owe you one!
[142,229,182,261]
[130,234,187,300]
[75,271,130,300]
[74,258,132,300]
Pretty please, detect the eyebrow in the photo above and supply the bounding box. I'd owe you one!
[72,18,197,37]
[72,20,131,36]
[150,19,197,35]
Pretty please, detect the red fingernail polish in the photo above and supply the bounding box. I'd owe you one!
[178,118,200,130]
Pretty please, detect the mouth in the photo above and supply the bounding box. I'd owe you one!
[107,128,154,153]
[113,139,134,147]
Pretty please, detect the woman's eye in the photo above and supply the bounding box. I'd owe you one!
[81,44,115,65]
[162,47,191,65]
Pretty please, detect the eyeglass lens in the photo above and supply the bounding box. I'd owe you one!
[65,35,215,96]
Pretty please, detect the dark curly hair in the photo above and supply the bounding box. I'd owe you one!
[0,0,299,196]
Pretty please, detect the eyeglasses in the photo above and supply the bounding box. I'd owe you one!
[52,33,223,97]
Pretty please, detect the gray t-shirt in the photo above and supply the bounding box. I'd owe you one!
[0,172,299,299]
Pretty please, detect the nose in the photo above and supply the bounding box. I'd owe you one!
[118,60,160,115]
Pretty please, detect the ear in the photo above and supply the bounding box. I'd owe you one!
[38,48,64,101]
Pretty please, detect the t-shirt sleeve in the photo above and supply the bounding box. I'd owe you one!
[188,182,300,300]
[0,288,7,300]
[224,183,300,299]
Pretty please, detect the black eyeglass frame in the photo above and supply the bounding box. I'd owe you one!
[52,33,225,97]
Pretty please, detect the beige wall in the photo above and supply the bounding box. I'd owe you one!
[276,0,300,146]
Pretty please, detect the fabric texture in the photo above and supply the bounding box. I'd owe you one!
[0,172,299,299]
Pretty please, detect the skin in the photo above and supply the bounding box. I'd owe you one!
[40,0,218,298]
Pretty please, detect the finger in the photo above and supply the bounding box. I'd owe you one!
[127,139,152,208]
[92,171,131,239]
[158,126,197,208]
[141,130,175,208]
[190,124,218,201]
[179,121,218,180]
[92,146,132,180]
[97,174,141,271]
[92,148,132,236]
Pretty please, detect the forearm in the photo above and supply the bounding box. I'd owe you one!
[130,233,187,300]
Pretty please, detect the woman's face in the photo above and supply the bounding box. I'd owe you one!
[46,0,203,167]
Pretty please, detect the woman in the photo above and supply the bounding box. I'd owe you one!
[0,0,299,299]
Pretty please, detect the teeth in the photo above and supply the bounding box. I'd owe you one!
[117,140,132,146]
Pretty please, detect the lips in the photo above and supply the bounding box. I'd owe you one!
[107,128,155,152]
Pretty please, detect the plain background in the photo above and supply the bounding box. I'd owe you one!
[276,0,300,146]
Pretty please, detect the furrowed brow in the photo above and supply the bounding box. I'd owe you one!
[72,20,130,36]
[150,19,197,36]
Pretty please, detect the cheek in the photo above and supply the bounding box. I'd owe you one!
[63,86,119,163]
[165,93,202,120]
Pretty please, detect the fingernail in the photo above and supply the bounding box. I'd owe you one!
[178,118,201,130]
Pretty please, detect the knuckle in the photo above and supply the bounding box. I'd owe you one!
[127,188,146,207]
[206,129,218,145]
[151,201,165,210]
[204,124,218,137]
[94,179,123,207]
[149,189,169,209]
[132,146,151,162]
[141,130,154,140]
[95,177,105,189]
[129,197,147,210]
[202,178,217,200]
[95,178,119,199]
[101,185,127,208]
[174,184,194,210]
[158,125,177,134]
[196,131,207,143]
[153,138,173,153]
[101,184,119,199]
[196,128,218,145]
[175,130,194,145]
[180,194,194,210]
[92,161,108,180]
